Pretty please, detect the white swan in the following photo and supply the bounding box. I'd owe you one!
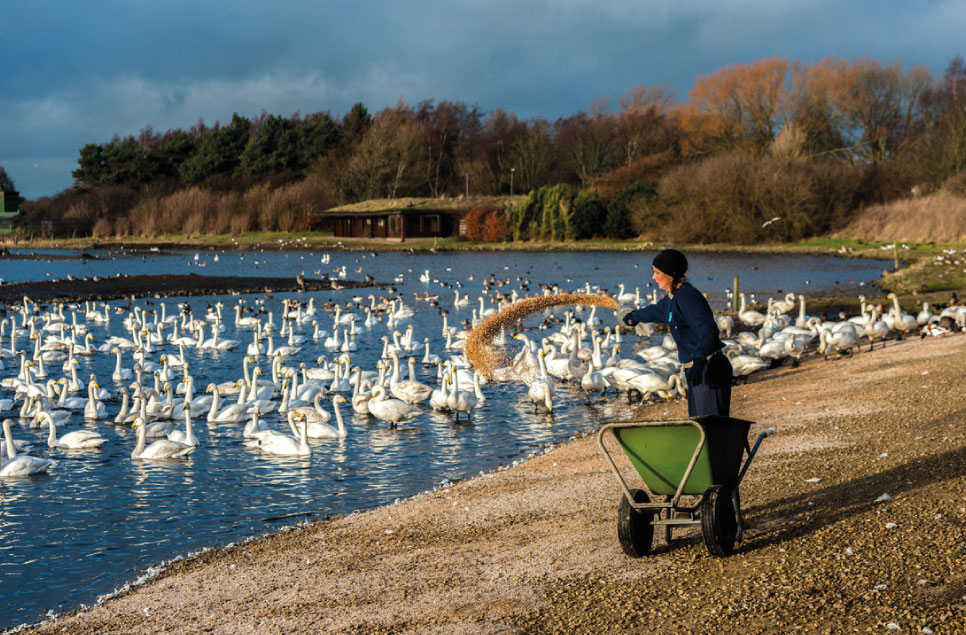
[167,407,198,447]
[389,353,433,404]
[40,411,107,449]
[131,417,194,459]
[527,350,555,413]
[289,391,333,424]
[205,383,251,423]
[249,412,310,456]
[110,348,133,382]
[1,419,53,476]
[429,373,450,411]
[55,379,89,410]
[738,293,767,328]
[887,293,918,339]
[367,385,421,428]
[447,367,479,421]
[819,326,858,359]
[84,380,109,420]
[297,396,347,439]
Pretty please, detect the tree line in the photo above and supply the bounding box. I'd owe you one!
[19,54,966,242]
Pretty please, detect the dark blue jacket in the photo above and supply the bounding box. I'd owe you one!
[628,282,722,365]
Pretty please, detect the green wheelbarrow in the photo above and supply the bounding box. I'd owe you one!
[596,416,773,557]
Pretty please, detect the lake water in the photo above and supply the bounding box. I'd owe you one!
[0,248,886,629]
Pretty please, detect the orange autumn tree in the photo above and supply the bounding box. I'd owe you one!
[679,57,791,156]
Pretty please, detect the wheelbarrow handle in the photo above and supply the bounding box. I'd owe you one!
[735,428,773,488]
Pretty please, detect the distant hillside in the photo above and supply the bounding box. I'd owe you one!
[834,191,966,243]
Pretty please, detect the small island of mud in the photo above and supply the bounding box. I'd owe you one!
[0,273,381,307]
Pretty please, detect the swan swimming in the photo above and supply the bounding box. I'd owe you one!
[1,419,53,477]
[131,417,195,460]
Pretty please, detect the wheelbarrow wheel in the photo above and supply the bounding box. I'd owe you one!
[617,489,654,557]
[700,485,738,557]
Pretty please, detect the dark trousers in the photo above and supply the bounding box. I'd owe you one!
[685,351,732,417]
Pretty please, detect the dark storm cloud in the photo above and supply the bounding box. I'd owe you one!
[1,0,963,198]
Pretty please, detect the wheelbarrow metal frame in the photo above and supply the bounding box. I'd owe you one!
[597,418,773,542]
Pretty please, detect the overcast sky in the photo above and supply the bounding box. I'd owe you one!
[1,0,963,199]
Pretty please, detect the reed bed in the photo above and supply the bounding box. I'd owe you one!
[465,293,618,377]
[835,191,966,243]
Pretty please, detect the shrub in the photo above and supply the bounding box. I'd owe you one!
[465,206,491,241]
[465,207,508,242]
[604,182,653,238]
[651,151,860,243]
[571,190,606,239]
[481,209,507,242]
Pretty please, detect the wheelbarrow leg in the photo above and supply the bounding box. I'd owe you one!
[732,489,745,543]
[662,495,673,544]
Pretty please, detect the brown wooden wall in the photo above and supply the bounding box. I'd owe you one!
[324,211,459,240]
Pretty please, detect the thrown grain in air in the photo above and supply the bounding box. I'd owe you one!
[465,293,618,377]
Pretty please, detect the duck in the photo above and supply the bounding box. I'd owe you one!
[131,417,194,459]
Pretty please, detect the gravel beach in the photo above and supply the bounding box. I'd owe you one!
[17,334,966,634]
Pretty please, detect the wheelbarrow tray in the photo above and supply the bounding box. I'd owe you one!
[612,416,752,496]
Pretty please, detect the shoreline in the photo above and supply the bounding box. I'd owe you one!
[19,334,966,633]
[0,234,905,257]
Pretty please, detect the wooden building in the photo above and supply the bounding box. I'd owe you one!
[324,208,457,240]
[312,199,454,241]
[311,196,525,241]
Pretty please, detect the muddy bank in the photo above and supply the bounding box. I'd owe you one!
[20,335,966,634]
[0,247,99,261]
[0,274,381,306]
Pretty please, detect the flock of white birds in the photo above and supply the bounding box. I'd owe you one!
[2,263,963,478]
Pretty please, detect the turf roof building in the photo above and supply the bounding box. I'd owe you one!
[312,196,523,241]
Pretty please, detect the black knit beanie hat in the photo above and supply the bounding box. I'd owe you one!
[652,249,688,278]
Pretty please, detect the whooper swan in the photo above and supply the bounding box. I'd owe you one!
[1,419,53,477]
[131,417,194,459]
[39,411,106,450]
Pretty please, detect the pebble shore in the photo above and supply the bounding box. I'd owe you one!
[18,334,966,634]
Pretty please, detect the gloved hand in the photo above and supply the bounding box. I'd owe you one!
[687,356,707,386]
[616,305,635,326]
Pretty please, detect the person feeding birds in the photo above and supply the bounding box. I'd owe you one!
[616,249,733,416]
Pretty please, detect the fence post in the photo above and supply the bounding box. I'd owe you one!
[733,275,739,312]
